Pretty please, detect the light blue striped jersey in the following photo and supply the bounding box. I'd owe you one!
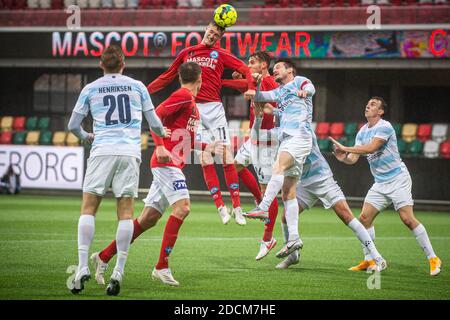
[356,119,408,183]
[73,73,154,159]
[255,76,315,140]
[300,131,333,186]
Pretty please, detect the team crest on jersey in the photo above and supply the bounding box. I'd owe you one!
[229,183,239,190]
[210,187,219,194]
[210,50,219,59]
[173,180,187,191]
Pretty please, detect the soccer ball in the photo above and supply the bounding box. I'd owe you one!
[213,4,238,28]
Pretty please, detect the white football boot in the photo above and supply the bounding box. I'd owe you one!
[275,238,303,259]
[232,207,246,226]
[106,269,122,296]
[218,206,231,225]
[70,267,91,294]
[90,252,108,285]
[255,238,277,261]
[152,268,179,286]
[276,251,300,269]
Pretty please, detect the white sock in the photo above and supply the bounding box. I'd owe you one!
[114,219,134,275]
[412,224,436,259]
[77,214,95,272]
[281,221,289,243]
[348,219,381,261]
[284,199,299,242]
[259,174,284,212]
[361,226,375,260]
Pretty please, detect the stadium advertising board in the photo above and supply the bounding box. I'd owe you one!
[0,145,84,190]
[1,29,449,59]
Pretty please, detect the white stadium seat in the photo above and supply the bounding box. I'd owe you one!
[431,123,448,143]
[113,0,126,8]
[101,0,113,8]
[39,0,51,8]
[89,0,101,8]
[64,0,77,7]
[423,140,440,159]
[127,0,139,8]
[77,0,88,8]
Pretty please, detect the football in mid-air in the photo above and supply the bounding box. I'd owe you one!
[213,4,238,28]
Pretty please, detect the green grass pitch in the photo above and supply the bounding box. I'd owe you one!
[0,195,449,300]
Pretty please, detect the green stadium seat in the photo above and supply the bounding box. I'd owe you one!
[397,139,407,155]
[318,139,330,152]
[346,136,356,147]
[39,131,53,145]
[392,123,402,138]
[407,140,423,156]
[13,131,26,145]
[25,117,38,130]
[344,122,358,137]
[37,117,50,131]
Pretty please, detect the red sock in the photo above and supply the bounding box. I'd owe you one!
[202,164,225,209]
[263,197,279,242]
[223,164,240,208]
[99,219,143,263]
[238,167,262,204]
[155,215,184,270]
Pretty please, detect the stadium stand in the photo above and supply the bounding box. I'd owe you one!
[0,131,12,144]
[12,117,26,132]
[432,124,448,143]
[417,124,432,142]
[0,116,13,131]
[402,123,418,143]
[329,122,344,140]
[52,131,67,146]
[424,140,439,158]
[65,132,79,146]
[316,122,330,139]
[25,131,40,145]
[440,140,450,158]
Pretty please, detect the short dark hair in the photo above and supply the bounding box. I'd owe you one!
[209,21,226,33]
[178,62,202,84]
[101,45,124,73]
[370,96,387,112]
[250,51,272,69]
[274,58,297,76]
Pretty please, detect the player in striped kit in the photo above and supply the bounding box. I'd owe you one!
[67,45,168,296]
[91,62,223,286]
[147,22,256,226]
[330,97,441,276]
[222,51,280,260]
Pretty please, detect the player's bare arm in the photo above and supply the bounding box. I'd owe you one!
[330,136,386,155]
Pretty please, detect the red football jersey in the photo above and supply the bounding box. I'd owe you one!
[147,44,256,103]
[222,75,278,130]
[150,88,200,169]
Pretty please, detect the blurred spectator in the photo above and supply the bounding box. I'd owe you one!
[101,0,113,8]
[127,0,138,8]
[40,0,52,8]
[113,0,125,8]
[0,165,21,195]
[27,0,39,8]
[89,0,101,7]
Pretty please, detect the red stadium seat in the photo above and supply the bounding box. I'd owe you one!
[12,116,26,131]
[0,131,12,144]
[439,141,450,159]
[316,122,330,139]
[417,124,432,142]
[330,122,345,139]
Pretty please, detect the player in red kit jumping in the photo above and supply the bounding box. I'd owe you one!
[147,22,256,226]
[222,51,280,260]
[91,62,223,286]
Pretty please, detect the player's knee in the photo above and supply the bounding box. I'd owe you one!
[359,213,370,227]
[174,204,190,220]
[400,215,417,229]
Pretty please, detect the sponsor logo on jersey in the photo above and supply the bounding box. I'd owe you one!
[173,180,187,191]
[210,50,219,59]
[229,183,239,190]
[186,56,218,70]
[210,187,219,194]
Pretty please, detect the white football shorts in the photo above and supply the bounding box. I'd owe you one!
[196,102,231,145]
[143,166,190,214]
[83,155,140,198]
[296,176,346,210]
[277,134,312,179]
[365,171,414,211]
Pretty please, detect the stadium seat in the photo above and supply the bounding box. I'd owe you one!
[37,117,50,131]
[64,0,76,7]
[89,0,101,8]
[27,0,39,8]
[401,123,418,143]
[13,132,26,145]
[39,131,52,145]
[423,140,440,159]
[317,139,330,152]
[440,141,450,159]
[0,116,13,131]
[77,0,88,8]
[127,0,139,8]
[316,122,330,139]
[417,124,432,142]
[141,133,149,150]
[113,0,125,8]
[407,140,423,156]
[66,132,79,146]
[0,131,12,144]
[52,131,67,146]
[25,117,38,131]
[330,122,344,139]
[432,124,448,143]
[344,122,358,138]
[392,123,402,138]
[39,0,51,8]
[397,139,407,155]
[12,117,26,131]
[101,0,113,7]
[26,131,40,145]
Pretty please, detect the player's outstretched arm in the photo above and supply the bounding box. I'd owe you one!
[147,50,186,94]
[254,81,278,103]
[330,136,385,155]
[67,111,93,144]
